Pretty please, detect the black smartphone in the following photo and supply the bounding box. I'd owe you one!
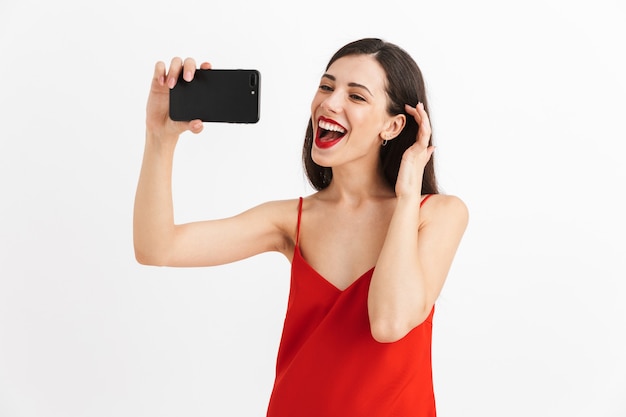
[169,69,260,123]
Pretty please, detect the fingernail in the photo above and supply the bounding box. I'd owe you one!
[167,77,176,88]
[184,70,193,82]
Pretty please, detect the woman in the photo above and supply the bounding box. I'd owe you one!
[134,38,468,416]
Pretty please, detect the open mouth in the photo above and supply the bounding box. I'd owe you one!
[315,117,347,149]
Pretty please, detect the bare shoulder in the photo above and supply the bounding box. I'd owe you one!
[249,197,302,248]
[421,194,469,228]
[246,198,300,226]
[254,198,301,217]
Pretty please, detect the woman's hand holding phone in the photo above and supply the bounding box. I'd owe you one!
[145,57,211,142]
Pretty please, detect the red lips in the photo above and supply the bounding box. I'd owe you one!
[314,116,347,149]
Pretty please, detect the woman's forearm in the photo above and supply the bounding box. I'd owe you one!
[133,131,179,265]
[368,196,428,342]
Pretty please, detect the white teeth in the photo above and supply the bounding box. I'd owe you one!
[318,120,346,133]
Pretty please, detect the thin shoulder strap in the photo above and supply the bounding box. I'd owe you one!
[420,194,434,207]
[295,197,303,246]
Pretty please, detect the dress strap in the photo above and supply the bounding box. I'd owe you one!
[420,194,434,207]
[295,197,303,246]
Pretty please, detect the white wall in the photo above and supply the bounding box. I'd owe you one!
[1,0,624,416]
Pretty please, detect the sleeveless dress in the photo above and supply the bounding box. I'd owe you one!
[266,195,436,417]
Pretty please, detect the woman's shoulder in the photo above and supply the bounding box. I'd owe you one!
[250,197,309,255]
[421,193,469,224]
[424,193,466,207]
[252,197,302,216]
[251,196,310,226]
[259,192,321,209]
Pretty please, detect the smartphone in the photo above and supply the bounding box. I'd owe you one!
[169,69,260,123]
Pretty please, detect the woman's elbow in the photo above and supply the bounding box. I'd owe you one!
[369,308,432,343]
[134,245,167,266]
[370,320,411,343]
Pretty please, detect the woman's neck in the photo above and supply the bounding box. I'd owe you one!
[322,162,395,205]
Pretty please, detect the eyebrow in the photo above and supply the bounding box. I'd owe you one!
[321,73,374,96]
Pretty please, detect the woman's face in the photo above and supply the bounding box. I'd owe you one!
[310,54,395,168]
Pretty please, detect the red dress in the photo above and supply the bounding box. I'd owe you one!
[266,196,436,417]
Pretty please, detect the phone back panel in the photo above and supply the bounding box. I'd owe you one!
[169,69,260,123]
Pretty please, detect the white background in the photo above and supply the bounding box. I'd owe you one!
[1,0,625,416]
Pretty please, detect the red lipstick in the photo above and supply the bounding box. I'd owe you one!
[314,116,347,149]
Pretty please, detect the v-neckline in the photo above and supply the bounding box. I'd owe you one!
[291,194,433,293]
[294,244,375,293]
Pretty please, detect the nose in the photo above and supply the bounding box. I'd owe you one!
[320,90,342,113]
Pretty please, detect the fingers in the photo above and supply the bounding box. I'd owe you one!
[185,59,212,78]
[404,102,428,125]
[404,103,418,118]
[404,102,432,146]
[163,57,213,88]
[153,61,166,87]
[426,145,435,160]
[188,119,204,134]
[182,57,197,82]
[166,57,183,89]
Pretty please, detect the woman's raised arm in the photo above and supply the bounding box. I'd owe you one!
[133,58,293,267]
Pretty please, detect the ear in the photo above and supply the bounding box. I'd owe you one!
[380,113,406,141]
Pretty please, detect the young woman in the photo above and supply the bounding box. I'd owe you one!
[134,38,468,416]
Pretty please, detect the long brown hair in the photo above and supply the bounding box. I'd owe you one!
[302,38,439,194]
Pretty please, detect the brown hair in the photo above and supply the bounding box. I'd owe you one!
[302,38,439,194]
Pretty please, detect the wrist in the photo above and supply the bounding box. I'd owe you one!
[393,195,422,223]
[395,193,422,206]
[145,129,179,151]
[142,134,178,165]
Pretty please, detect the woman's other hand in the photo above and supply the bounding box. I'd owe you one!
[395,103,435,199]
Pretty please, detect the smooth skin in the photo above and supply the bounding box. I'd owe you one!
[134,55,468,343]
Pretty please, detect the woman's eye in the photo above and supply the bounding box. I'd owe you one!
[319,84,333,91]
[350,94,366,102]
